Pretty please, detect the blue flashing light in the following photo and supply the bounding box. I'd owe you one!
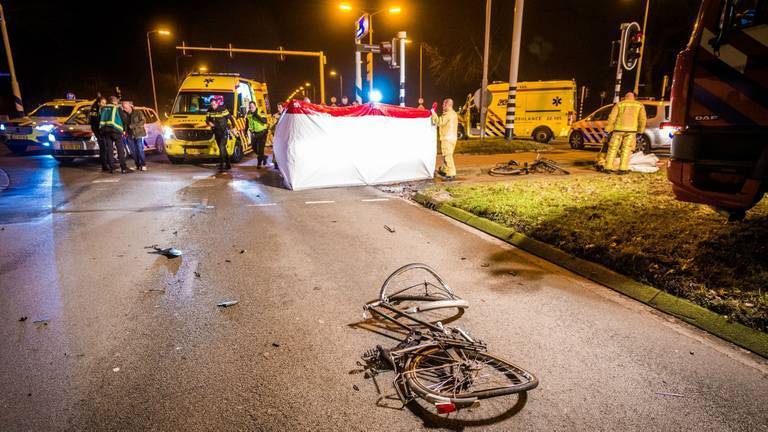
[369,89,383,103]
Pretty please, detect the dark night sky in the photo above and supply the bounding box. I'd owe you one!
[0,0,701,115]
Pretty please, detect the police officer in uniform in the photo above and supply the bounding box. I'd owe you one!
[604,91,647,174]
[99,95,129,174]
[89,94,108,171]
[206,95,235,171]
[245,101,269,168]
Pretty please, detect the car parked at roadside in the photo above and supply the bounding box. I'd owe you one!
[50,106,165,164]
[0,98,93,154]
[568,100,674,153]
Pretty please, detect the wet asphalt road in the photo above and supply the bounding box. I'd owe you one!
[0,150,766,431]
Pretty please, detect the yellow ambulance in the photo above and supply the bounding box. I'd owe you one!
[163,73,270,164]
[458,80,576,143]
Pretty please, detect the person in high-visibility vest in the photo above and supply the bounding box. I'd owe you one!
[431,98,459,180]
[604,92,647,174]
[245,101,269,168]
[99,95,128,174]
[205,95,235,171]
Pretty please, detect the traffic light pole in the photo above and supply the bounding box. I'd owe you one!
[0,3,24,116]
[504,0,524,140]
[479,0,492,140]
[633,0,650,95]
[355,40,363,103]
[613,57,623,103]
[175,45,326,103]
[398,31,406,106]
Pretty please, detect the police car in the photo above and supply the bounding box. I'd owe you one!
[50,105,165,164]
[0,97,93,154]
[568,100,674,153]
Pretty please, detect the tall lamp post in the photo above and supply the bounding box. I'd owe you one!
[147,29,171,114]
[0,3,24,116]
[633,0,650,95]
[330,70,343,100]
[340,3,401,100]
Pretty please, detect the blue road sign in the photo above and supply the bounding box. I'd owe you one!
[355,14,370,40]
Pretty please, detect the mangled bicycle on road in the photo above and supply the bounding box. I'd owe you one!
[358,263,538,415]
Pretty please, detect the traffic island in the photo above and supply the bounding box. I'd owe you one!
[454,138,553,155]
[414,171,768,358]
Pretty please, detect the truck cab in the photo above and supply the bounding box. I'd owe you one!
[163,73,270,164]
[667,0,768,218]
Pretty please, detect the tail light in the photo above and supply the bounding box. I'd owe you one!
[660,121,681,138]
[669,48,694,129]
[435,402,457,414]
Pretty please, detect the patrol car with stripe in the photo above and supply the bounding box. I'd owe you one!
[0,98,93,154]
[568,100,674,153]
[162,73,270,164]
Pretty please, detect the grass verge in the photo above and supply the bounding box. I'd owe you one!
[454,138,553,155]
[425,171,768,333]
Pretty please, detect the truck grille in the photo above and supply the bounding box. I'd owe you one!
[175,129,213,141]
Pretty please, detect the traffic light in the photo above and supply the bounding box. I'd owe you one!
[627,32,643,63]
[620,22,642,71]
[380,39,399,68]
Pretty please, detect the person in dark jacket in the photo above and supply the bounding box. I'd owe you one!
[205,95,234,171]
[99,96,128,173]
[89,94,108,171]
[245,101,269,168]
[119,99,147,171]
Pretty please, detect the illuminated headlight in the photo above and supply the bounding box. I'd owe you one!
[163,125,175,140]
[0,124,5,131]
[35,124,55,132]
[45,133,54,146]
[90,134,98,142]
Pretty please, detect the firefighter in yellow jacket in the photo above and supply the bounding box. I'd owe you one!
[604,92,647,174]
[431,98,458,180]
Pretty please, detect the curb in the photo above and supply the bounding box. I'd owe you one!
[0,168,9,192]
[413,192,768,359]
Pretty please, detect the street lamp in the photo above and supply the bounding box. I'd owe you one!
[147,28,171,114]
[198,66,209,73]
[330,70,343,100]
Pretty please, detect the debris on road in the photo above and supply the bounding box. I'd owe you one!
[141,289,165,293]
[481,263,490,268]
[272,342,280,347]
[145,245,183,258]
[217,300,239,308]
[353,384,360,391]
[384,225,396,233]
[225,259,231,263]
[32,318,49,326]
[508,270,518,276]
[655,392,684,398]
[112,367,120,372]
[18,316,27,322]
[194,271,201,278]
[240,249,247,254]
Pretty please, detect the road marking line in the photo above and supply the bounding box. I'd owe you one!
[205,205,215,209]
[92,179,120,184]
[193,175,214,179]
[305,200,335,205]
[247,203,277,207]
[361,198,390,202]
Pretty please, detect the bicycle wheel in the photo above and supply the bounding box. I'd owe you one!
[404,346,538,407]
[376,263,468,324]
[489,163,526,176]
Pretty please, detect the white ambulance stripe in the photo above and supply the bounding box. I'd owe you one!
[701,28,748,73]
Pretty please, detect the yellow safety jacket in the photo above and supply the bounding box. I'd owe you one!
[432,108,458,141]
[606,100,647,133]
[99,104,124,133]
